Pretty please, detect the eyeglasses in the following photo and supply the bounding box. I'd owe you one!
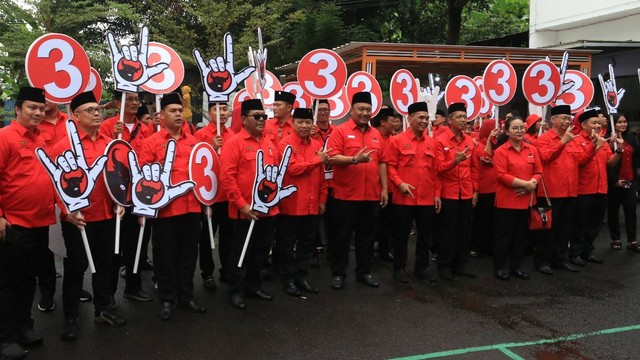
[510,126,526,132]
[248,114,268,120]
[317,109,330,114]
[82,107,103,114]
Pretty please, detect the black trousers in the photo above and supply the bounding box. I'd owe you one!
[471,193,495,256]
[570,194,607,259]
[112,209,151,294]
[199,201,233,279]
[61,219,115,318]
[36,242,56,302]
[277,215,318,284]
[376,193,394,256]
[328,200,380,278]
[492,208,528,271]
[535,197,575,267]
[608,183,637,243]
[228,217,275,294]
[152,213,200,303]
[436,199,473,272]
[315,188,334,248]
[393,205,434,271]
[0,226,48,340]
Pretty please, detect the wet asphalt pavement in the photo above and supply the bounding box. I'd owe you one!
[24,220,640,360]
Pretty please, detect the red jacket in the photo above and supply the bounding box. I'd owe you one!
[100,115,152,153]
[576,132,612,195]
[435,128,478,200]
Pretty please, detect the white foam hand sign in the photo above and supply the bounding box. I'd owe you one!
[251,145,297,215]
[194,33,255,102]
[107,26,168,92]
[598,64,625,114]
[253,28,268,90]
[425,85,441,122]
[127,140,194,217]
[557,52,575,98]
[36,120,107,212]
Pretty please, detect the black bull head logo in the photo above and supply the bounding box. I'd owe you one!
[62,172,84,197]
[137,181,163,205]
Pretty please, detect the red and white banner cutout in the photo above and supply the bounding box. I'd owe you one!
[297,49,347,99]
[189,143,220,206]
[445,75,482,120]
[483,59,516,106]
[328,86,350,120]
[244,70,282,106]
[522,60,561,107]
[282,82,313,109]
[473,76,492,118]
[84,68,103,103]
[553,70,594,112]
[141,42,185,94]
[390,69,419,116]
[346,71,383,117]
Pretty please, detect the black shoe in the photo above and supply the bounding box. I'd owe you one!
[230,293,247,310]
[413,269,438,282]
[295,280,319,294]
[95,310,126,326]
[310,254,320,269]
[570,256,586,267]
[452,270,477,279]
[330,276,344,290]
[556,263,580,272]
[19,328,42,347]
[246,289,273,301]
[260,269,273,281]
[61,318,79,342]
[202,276,217,291]
[141,258,154,271]
[37,296,55,312]
[356,274,380,288]
[159,302,173,321]
[536,265,554,275]
[392,269,409,284]
[585,255,604,264]
[510,269,530,280]
[80,289,92,302]
[0,341,26,359]
[439,269,454,281]
[284,283,302,297]
[494,270,510,281]
[178,299,206,313]
[123,289,153,302]
[107,296,117,310]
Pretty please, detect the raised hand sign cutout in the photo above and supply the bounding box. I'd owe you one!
[251,145,297,215]
[127,140,195,217]
[194,33,255,102]
[107,26,169,92]
[598,64,625,114]
[36,120,107,212]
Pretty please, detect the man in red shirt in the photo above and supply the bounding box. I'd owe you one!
[194,101,236,290]
[569,109,621,266]
[326,92,388,289]
[138,92,205,320]
[0,87,55,358]
[386,102,441,283]
[533,105,594,274]
[220,99,279,310]
[276,108,328,296]
[49,91,126,341]
[264,91,295,145]
[435,102,479,280]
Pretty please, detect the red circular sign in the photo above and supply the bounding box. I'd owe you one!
[84,68,103,102]
[297,49,347,99]
[473,76,492,118]
[282,82,312,109]
[390,69,418,116]
[189,142,220,206]
[328,86,350,120]
[522,60,561,107]
[346,71,383,117]
[232,88,252,114]
[140,42,185,94]
[103,139,133,206]
[25,33,91,104]
[483,60,516,106]
[553,70,594,113]
[445,75,482,120]
[244,70,282,106]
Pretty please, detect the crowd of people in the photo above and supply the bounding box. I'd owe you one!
[0,85,637,360]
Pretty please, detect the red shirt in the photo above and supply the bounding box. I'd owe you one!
[264,117,292,145]
[576,132,611,195]
[524,133,537,144]
[311,124,335,187]
[435,128,478,200]
[39,110,68,148]
[50,127,114,222]
[0,121,56,227]
[100,115,152,153]
[277,133,328,215]
[493,141,543,209]
[473,141,497,194]
[432,125,449,138]
[220,128,279,219]
[385,129,440,206]
[139,129,201,218]
[327,118,385,202]
[195,124,236,203]
[534,129,594,198]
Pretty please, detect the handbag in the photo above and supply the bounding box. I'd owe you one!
[529,174,552,231]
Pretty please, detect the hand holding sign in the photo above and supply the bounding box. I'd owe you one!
[194,33,255,102]
[127,140,194,217]
[107,26,169,92]
[598,64,625,114]
[252,146,297,215]
[36,120,107,212]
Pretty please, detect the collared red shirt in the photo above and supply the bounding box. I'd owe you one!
[100,114,152,153]
[264,117,292,145]
[195,123,236,203]
[385,129,440,206]
[311,123,335,187]
[50,127,114,222]
[472,141,497,194]
[0,121,56,227]
[327,118,385,201]
[493,141,543,209]
[277,133,328,215]
[220,128,278,219]
[435,128,478,200]
[139,129,200,218]
[576,132,612,195]
[39,110,68,148]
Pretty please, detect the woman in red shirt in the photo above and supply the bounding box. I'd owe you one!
[606,113,640,252]
[492,116,543,280]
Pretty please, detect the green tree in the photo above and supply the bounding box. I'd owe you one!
[460,0,529,44]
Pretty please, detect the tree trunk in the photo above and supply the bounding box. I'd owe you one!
[447,0,470,45]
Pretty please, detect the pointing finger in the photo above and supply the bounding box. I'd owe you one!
[107,32,121,58]
[276,146,292,186]
[223,32,235,71]
[139,25,149,58]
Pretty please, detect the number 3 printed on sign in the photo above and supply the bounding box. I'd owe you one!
[189,143,220,206]
[483,60,516,106]
[522,60,561,107]
[390,69,418,116]
[297,49,347,99]
[347,72,383,117]
[445,75,482,120]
